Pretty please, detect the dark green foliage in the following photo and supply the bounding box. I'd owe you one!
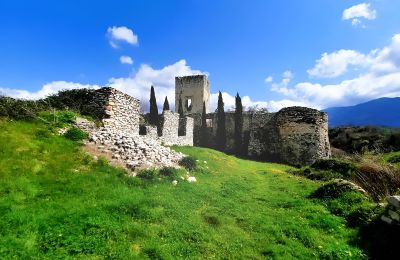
[178,94,184,118]
[292,167,345,181]
[311,182,362,199]
[137,169,158,180]
[63,127,88,141]
[200,101,207,147]
[162,96,170,111]
[179,156,197,171]
[149,86,158,126]
[289,158,356,181]
[38,111,76,127]
[159,167,179,180]
[329,126,400,153]
[311,159,356,178]
[234,93,243,155]
[387,154,400,163]
[216,91,226,151]
[0,96,47,119]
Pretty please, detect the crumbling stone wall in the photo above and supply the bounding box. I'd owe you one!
[80,87,193,147]
[92,87,141,134]
[159,111,193,146]
[248,107,331,166]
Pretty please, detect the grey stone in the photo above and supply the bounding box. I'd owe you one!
[387,196,400,208]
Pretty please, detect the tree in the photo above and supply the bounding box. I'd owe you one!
[163,96,170,111]
[216,91,226,151]
[149,86,158,125]
[178,94,184,118]
[200,101,208,146]
[234,92,243,155]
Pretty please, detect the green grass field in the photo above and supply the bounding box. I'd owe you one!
[0,119,366,259]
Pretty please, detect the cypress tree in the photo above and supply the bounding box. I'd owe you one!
[234,92,243,155]
[216,91,226,151]
[163,96,170,111]
[200,101,207,146]
[149,86,158,125]
[178,94,184,118]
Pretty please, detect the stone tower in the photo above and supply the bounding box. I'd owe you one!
[175,75,210,115]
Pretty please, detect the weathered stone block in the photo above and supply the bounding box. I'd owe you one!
[388,196,400,208]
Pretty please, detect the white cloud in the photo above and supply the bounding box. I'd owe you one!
[0,60,205,112]
[107,59,206,111]
[107,26,138,48]
[264,76,273,83]
[0,81,101,100]
[120,55,133,65]
[342,3,376,27]
[307,50,369,78]
[270,33,400,109]
[208,91,306,113]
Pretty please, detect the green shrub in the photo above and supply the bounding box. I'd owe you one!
[387,154,400,163]
[63,127,88,141]
[137,169,158,181]
[159,167,179,180]
[311,159,356,178]
[179,156,197,171]
[310,180,364,199]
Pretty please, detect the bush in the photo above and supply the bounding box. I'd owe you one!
[179,156,197,171]
[159,167,179,180]
[63,127,88,141]
[137,169,158,181]
[311,159,356,178]
[311,180,366,199]
[387,154,400,163]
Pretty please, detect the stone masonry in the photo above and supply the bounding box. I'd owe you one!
[177,75,331,166]
[73,87,194,171]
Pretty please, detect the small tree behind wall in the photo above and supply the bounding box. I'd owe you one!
[163,96,170,111]
[234,92,243,155]
[216,91,226,151]
[149,86,158,126]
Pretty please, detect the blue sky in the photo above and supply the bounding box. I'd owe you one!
[1,0,400,111]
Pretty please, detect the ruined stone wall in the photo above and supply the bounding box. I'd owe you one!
[81,87,193,146]
[248,107,331,166]
[92,87,141,134]
[175,75,210,114]
[158,111,193,146]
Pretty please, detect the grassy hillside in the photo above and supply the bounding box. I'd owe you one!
[0,119,366,259]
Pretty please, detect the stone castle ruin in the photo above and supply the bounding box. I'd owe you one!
[81,75,330,169]
[175,75,331,166]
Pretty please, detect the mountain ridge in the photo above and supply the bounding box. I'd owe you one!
[322,97,400,127]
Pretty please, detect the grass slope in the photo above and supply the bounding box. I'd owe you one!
[0,120,365,259]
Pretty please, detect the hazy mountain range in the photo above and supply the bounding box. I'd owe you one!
[323,97,400,128]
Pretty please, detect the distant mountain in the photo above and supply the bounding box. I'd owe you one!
[323,97,400,128]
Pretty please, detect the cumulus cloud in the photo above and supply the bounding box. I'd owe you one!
[270,33,400,109]
[107,26,138,48]
[342,3,376,27]
[107,59,205,111]
[0,60,205,112]
[120,55,133,65]
[264,76,273,83]
[307,50,369,78]
[0,81,101,100]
